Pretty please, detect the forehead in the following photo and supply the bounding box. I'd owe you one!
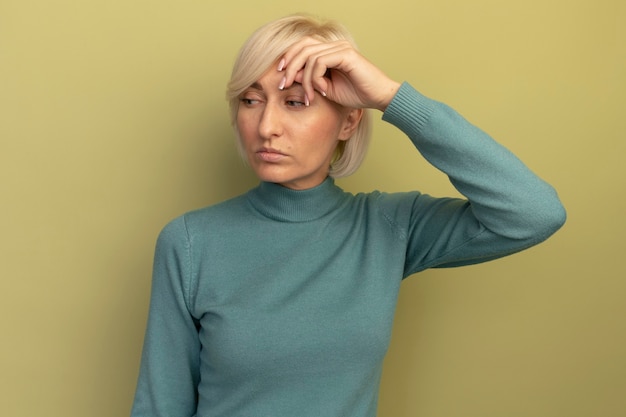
[246,64,303,92]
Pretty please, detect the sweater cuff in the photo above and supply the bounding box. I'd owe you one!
[382,82,434,138]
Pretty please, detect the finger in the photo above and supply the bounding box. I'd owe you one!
[284,42,349,103]
[278,38,323,89]
[298,44,355,104]
[278,37,324,73]
[279,39,342,93]
[299,53,334,104]
[293,68,330,101]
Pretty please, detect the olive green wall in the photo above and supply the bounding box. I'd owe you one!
[1,0,624,416]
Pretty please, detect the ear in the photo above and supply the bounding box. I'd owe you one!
[338,108,363,141]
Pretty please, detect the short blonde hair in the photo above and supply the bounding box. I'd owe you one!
[226,14,372,178]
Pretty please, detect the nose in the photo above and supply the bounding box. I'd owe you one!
[258,102,282,139]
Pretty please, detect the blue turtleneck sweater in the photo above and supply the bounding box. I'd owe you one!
[131,83,565,417]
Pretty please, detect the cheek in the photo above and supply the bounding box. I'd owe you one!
[236,115,256,143]
[311,123,343,148]
[310,109,345,140]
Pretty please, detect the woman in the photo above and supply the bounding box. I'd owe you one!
[131,14,565,417]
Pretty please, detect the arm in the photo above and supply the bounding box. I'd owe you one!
[279,39,565,273]
[381,83,566,274]
[131,217,200,417]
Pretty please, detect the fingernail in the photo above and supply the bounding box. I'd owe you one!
[321,91,327,97]
[278,76,286,90]
[305,94,310,107]
[277,58,285,71]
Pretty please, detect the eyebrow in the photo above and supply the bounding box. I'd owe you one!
[249,81,303,91]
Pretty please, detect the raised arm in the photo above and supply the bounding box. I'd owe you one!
[381,84,566,273]
[278,38,566,272]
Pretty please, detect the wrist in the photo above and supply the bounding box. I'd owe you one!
[377,81,402,112]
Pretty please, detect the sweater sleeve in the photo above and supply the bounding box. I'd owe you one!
[131,216,200,417]
[381,82,566,276]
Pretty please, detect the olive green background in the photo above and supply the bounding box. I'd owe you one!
[1,0,624,416]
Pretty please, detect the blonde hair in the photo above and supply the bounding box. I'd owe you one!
[226,14,372,178]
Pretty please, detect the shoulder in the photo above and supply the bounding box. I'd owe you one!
[358,189,424,215]
[184,194,249,228]
[359,189,471,232]
[351,189,424,238]
[157,194,249,244]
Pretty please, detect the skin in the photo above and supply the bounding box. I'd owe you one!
[237,38,401,190]
[236,66,361,190]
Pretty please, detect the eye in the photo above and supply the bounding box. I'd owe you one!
[286,100,306,108]
[240,97,260,106]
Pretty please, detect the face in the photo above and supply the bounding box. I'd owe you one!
[236,65,359,190]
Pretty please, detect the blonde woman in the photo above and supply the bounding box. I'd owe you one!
[131,14,565,417]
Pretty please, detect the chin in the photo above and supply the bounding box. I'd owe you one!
[252,167,292,184]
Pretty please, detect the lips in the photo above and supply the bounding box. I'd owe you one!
[256,147,287,162]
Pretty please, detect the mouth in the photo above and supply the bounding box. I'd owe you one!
[256,147,287,162]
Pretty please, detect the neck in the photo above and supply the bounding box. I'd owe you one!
[246,177,347,222]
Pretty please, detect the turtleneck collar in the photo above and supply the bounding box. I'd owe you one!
[246,177,347,222]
